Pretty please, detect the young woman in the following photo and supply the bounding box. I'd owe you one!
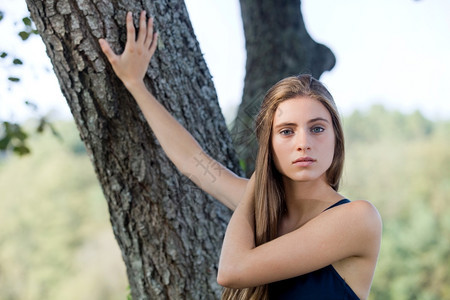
[99,11,382,300]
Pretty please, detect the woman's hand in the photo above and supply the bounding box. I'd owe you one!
[99,11,158,89]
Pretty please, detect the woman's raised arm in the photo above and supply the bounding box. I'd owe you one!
[99,11,246,210]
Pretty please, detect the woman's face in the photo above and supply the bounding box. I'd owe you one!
[271,96,335,184]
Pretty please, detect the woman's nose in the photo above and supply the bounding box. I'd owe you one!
[296,145,311,151]
[296,131,311,151]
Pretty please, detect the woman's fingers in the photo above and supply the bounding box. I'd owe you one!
[126,11,155,50]
[99,38,118,64]
[137,11,147,43]
[145,17,154,49]
[149,32,158,55]
[99,10,157,77]
[125,11,136,47]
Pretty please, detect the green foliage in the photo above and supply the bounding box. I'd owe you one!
[7,76,20,82]
[239,159,247,174]
[127,286,133,300]
[0,121,30,155]
[12,58,23,65]
[340,105,450,299]
[343,105,434,143]
[0,121,128,300]
[18,17,38,41]
[0,10,45,157]
[22,16,32,26]
[0,10,62,156]
[0,12,38,85]
[36,117,63,141]
[0,119,62,156]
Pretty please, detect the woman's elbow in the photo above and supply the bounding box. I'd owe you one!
[217,265,232,287]
[217,265,245,289]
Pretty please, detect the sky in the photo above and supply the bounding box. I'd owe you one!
[1,0,450,123]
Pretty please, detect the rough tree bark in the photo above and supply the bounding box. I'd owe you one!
[24,0,241,298]
[233,0,336,176]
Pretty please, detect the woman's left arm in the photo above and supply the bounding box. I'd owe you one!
[217,174,256,286]
[217,187,382,289]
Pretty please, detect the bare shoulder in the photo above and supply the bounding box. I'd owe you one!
[324,200,381,224]
[348,200,382,230]
[336,200,382,254]
[319,200,382,250]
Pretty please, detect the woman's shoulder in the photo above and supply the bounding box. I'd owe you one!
[334,200,382,254]
[324,198,380,218]
[321,199,382,246]
[347,200,382,227]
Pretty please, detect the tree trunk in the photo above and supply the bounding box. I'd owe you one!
[233,0,336,176]
[24,0,241,298]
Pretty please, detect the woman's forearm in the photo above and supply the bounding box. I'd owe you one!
[217,175,255,285]
[125,81,246,210]
[126,81,203,174]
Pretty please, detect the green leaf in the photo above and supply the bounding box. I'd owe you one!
[13,58,23,65]
[0,52,7,58]
[126,286,133,300]
[0,136,11,150]
[18,31,30,41]
[36,118,62,141]
[8,77,20,82]
[0,122,30,155]
[1,119,61,157]
[22,17,32,27]
[14,129,28,142]
[37,118,46,133]
[0,11,4,22]
[13,145,31,156]
[239,159,246,173]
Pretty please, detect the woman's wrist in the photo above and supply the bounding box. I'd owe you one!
[123,78,146,92]
[122,80,152,101]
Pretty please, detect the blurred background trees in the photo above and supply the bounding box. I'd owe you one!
[0,122,128,299]
[341,106,450,299]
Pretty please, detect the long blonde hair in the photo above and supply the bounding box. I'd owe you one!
[222,75,345,300]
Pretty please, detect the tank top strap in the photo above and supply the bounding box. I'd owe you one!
[323,199,350,212]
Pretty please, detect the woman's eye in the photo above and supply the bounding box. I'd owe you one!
[311,126,324,134]
[280,129,294,135]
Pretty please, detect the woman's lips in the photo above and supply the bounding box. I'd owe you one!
[292,157,316,167]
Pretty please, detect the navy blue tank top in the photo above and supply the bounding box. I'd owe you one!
[268,199,359,300]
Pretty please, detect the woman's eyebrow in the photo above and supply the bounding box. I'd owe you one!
[273,122,297,129]
[308,117,330,124]
[273,118,330,129]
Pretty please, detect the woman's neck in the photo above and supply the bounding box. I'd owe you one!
[280,176,342,233]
